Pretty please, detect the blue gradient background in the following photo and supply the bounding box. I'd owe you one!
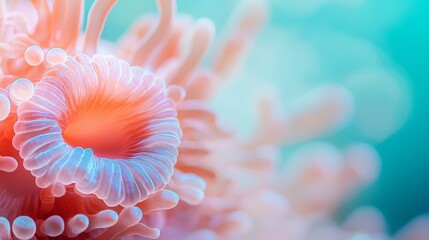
[90,0,429,234]
[356,0,429,232]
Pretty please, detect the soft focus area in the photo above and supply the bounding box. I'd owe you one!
[91,0,428,233]
[0,0,427,239]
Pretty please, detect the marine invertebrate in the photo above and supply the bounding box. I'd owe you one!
[0,0,425,240]
[13,54,181,207]
[0,58,179,240]
[0,0,184,239]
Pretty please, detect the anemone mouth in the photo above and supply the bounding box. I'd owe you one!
[60,87,152,159]
[13,54,182,207]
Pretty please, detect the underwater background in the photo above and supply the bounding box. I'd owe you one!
[90,0,429,234]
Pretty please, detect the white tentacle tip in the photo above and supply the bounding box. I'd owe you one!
[46,48,68,66]
[0,217,11,239]
[9,78,34,105]
[24,45,44,66]
[40,215,64,237]
[87,210,118,231]
[66,214,89,238]
[0,92,11,121]
[12,216,36,240]
[0,156,18,172]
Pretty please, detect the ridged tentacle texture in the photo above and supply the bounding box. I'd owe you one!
[0,0,425,240]
[13,54,181,208]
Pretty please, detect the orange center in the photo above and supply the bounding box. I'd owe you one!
[62,97,141,159]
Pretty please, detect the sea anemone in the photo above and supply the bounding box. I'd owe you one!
[0,0,425,240]
[13,54,181,207]
[0,0,184,239]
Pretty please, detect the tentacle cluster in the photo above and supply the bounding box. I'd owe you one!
[0,1,187,238]
[0,0,421,240]
[14,54,181,207]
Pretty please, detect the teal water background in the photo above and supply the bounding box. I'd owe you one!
[359,0,429,232]
[90,0,429,233]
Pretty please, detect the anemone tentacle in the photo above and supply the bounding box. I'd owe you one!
[14,54,182,208]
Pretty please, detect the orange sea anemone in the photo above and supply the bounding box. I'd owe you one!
[13,54,182,208]
[0,0,425,240]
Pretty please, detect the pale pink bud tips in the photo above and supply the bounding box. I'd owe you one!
[0,156,18,172]
[46,48,68,66]
[0,217,11,240]
[40,215,65,237]
[0,90,10,121]
[9,78,34,105]
[12,216,36,239]
[24,45,44,66]
[65,214,89,238]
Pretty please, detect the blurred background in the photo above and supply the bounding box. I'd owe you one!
[89,0,429,234]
